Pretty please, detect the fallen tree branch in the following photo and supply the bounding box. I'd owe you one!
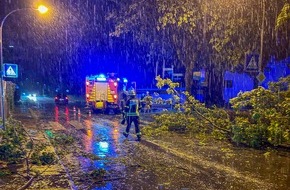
[17,176,36,190]
[192,108,230,134]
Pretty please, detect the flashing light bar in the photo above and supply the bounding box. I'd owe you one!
[96,74,107,81]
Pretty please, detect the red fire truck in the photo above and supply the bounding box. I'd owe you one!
[85,73,128,114]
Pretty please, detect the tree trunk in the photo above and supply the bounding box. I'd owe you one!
[206,67,224,107]
[176,47,196,95]
[184,62,194,94]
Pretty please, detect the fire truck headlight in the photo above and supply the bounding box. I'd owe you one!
[114,82,117,87]
[86,81,89,86]
[86,94,90,98]
[114,95,117,99]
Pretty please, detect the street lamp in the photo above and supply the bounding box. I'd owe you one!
[0,5,48,129]
[37,5,49,14]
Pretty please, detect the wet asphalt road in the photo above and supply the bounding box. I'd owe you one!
[12,96,161,190]
[10,96,290,190]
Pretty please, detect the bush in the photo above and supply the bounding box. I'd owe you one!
[231,117,268,147]
[230,77,290,147]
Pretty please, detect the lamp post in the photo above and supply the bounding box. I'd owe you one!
[0,5,48,129]
[131,81,137,91]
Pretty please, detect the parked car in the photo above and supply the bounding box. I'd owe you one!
[55,93,69,105]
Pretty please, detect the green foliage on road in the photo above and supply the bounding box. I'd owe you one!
[0,169,11,177]
[143,76,290,148]
[0,119,28,163]
[31,151,56,165]
[52,133,75,146]
[0,118,56,166]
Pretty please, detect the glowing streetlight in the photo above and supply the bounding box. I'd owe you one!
[37,5,49,14]
[0,5,48,129]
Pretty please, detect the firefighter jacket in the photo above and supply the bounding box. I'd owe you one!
[125,97,141,116]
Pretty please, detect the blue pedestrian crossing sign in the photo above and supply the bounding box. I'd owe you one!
[3,63,18,78]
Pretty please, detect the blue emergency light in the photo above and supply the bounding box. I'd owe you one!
[123,78,128,83]
[96,74,107,81]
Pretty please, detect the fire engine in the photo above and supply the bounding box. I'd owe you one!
[85,73,128,114]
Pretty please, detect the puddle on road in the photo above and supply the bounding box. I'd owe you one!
[79,118,124,189]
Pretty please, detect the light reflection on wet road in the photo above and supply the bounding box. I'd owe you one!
[82,119,121,153]
[13,98,290,190]
[79,118,125,189]
[51,103,126,189]
[69,110,124,189]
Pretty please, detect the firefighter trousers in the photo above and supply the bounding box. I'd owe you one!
[125,116,140,135]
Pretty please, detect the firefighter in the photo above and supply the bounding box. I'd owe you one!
[142,91,153,113]
[123,89,142,141]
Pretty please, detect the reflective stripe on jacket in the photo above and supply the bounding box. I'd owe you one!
[125,98,140,116]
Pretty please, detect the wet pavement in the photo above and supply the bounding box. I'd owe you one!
[5,97,290,190]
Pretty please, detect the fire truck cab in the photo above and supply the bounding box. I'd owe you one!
[85,73,127,114]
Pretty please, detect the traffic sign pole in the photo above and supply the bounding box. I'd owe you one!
[0,26,5,130]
